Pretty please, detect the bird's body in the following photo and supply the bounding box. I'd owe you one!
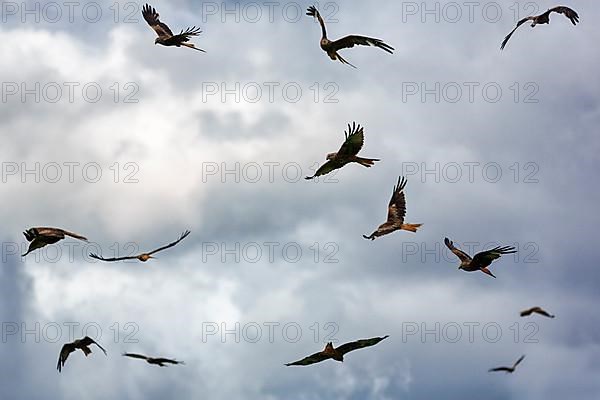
[363,176,422,240]
[501,6,579,50]
[90,230,190,262]
[57,336,107,373]
[489,355,526,373]
[122,353,184,367]
[306,6,393,68]
[305,122,379,180]
[520,306,555,318]
[285,336,388,366]
[444,238,516,278]
[22,227,87,257]
[142,4,205,52]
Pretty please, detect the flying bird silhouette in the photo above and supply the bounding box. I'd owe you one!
[142,4,205,52]
[57,336,107,373]
[363,176,422,240]
[89,230,190,262]
[122,353,185,367]
[501,6,579,50]
[489,355,526,373]
[520,306,555,318]
[22,227,87,257]
[305,122,380,180]
[306,5,393,68]
[444,238,516,278]
[285,336,388,366]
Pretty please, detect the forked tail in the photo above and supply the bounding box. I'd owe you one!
[401,223,422,233]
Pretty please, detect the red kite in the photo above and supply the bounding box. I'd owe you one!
[305,122,380,180]
[520,306,555,318]
[306,6,393,68]
[57,336,107,373]
[444,238,516,278]
[489,355,525,373]
[122,353,185,367]
[363,176,422,240]
[22,227,87,257]
[285,336,388,366]
[142,4,205,52]
[501,6,579,50]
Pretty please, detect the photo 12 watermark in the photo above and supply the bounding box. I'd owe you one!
[1,321,139,344]
[1,162,140,184]
[200,82,339,104]
[401,161,540,184]
[202,162,341,184]
[1,82,139,104]
[200,321,340,344]
[401,82,539,104]
[401,321,540,344]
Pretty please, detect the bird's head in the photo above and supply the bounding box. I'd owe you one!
[139,254,155,262]
[154,38,160,45]
[326,152,337,160]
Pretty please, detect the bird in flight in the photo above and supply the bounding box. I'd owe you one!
[142,4,205,52]
[21,227,87,257]
[285,336,388,366]
[363,176,422,240]
[489,355,526,374]
[57,336,107,373]
[305,122,380,180]
[306,6,393,68]
[520,306,555,319]
[501,6,579,50]
[444,238,516,278]
[90,230,191,262]
[122,353,185,367]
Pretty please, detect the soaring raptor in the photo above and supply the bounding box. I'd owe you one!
[122,353,185,367]
[444,238,516,278]
[285,336,388,366]
[90,230,190,262]
[363,176,422,240]
[305,122,380,180]
[489,355,526,374]
[57,336,107,373]
[306,6,393,68]
[22,227,87,257]
[501,6,579,50]
[520,306,555,319]
[142,4,205,52]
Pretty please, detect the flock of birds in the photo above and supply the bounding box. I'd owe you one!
[18,2,579,378]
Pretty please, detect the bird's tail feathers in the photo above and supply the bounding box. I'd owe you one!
[401,223,422,232]
[181,43,206,52]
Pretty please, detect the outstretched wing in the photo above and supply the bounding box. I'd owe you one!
[472,245,516,268]
[331,35,394,54]
[501,16,534,50]
[336,335,389,356]
[305,160,342,180]
[549,6,579,25]
[89,253,138,262]
[336,122,365,157]
[444,238,472,263]
[520,307,535,317]
[154,358,184,365]
[80,336,107,355]
[386,176,408,225]
[147,230,191,256]
[285,351,331,366]
[488,366,511,372]
[513,354,526,369]
[142,4,173,39]
[123,353,150,361]
[169,26,203,44]
[57,343,74,373]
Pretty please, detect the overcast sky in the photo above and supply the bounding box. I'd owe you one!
[1,0,599,399]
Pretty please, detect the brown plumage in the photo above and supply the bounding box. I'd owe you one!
[363,176,422,240]
[444,238,516,278]
[57,336,107,373]
[306,6,393,68]
[90,230,190,262]
[489,355,525,373]
[285,336,388,366]
[305,122,380,180]
[501,6,579,50]
[520,306,555,318]
[142,4,205,52]
[22,227,88,257]
[122,353,185,367]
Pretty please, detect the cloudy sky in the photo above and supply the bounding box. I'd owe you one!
[1,0,599,399]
